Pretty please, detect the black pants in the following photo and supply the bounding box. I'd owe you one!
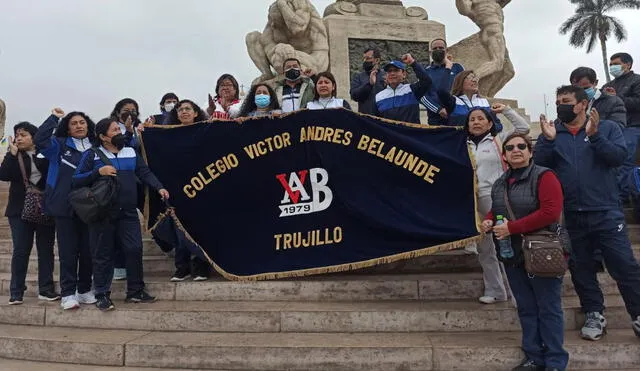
[55,216,92,297]
[8,217,55,296]
[89,209,145,296]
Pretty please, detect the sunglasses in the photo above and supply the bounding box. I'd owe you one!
[505,143,528,152]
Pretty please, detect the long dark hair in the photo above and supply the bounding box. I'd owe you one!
[313,71,338,100]
[93,118,117,146]
[55,111,96,141]
[215,74,240,101]
[464,107,498,137]
[165,99,208,125]
[238,84,281,117]
[109,98,141,126]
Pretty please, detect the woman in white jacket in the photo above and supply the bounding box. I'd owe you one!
[466,103,530,304]
[207,74,243,120]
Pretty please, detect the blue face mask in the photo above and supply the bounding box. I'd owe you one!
[584,87,596,100]
[609,65,624,78]
[255,94,271,108]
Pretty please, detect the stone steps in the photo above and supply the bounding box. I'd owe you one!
[0,238,165,257]
[1,242,639,277]
[0,295,632,333]
[0,271,628,302]
[0,359,199,371]
[0,324,638,370]
[0,253,174,275]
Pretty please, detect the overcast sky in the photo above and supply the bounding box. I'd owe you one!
[1,0,639,136]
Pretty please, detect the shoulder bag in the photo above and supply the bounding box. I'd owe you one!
[17,153,54,226]
[503,191,569,277]
[68,148,120,224]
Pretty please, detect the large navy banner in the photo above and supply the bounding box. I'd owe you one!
[142,109,480,280]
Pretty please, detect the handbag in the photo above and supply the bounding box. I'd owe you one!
[503,191,569,277]
[17,153,54,226]
[68,148,120,224]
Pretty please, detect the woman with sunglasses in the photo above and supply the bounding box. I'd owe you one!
[464,105,529,305]
[483,133,567,371]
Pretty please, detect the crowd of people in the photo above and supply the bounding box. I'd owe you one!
[1,40,639,371]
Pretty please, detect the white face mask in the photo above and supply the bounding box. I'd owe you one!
[164,102,176,112]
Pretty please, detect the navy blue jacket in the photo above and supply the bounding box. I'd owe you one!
[349,69,386,115]
[72,146,163,211]
[420,62,464,125]
[533,119,627,212]
[373,63,432,124]
[590,90,627,128]
[35,115,93,217]
[603,71,640,127]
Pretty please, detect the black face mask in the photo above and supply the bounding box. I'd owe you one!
[557,104,578,123]
[285,68,301,81]
[363,61,375,73]
[110,134,126,151]
[432,49,446,64]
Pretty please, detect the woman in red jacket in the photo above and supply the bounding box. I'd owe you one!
[483,133,568,371]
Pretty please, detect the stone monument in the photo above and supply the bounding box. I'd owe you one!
[449,0,514,97]
[245,0,523,119]
[0,99,5,138]
[322,0,445,103]
[246,0,330,85]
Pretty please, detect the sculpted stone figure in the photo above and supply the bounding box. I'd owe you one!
[0,99,5,138]
[455,0,510,79]
[246,0,329,84]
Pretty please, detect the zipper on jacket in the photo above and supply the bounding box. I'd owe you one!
[572,133,582,211]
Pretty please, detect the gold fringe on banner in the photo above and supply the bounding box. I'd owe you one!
[141,108,483,281]
[148,208,483,281]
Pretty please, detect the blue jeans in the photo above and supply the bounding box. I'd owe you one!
[619,126,640,200]
[567,210,640,319]
[505,266,568,369]
[89,209,145,296]
[55,216,92,297]
[8,217,56,296]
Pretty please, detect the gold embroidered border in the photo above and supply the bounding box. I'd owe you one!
[141,108,483,281]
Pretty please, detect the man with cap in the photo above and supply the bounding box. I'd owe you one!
[374,54,432,124]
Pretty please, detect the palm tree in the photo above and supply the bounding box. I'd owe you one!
[559,0,640,82]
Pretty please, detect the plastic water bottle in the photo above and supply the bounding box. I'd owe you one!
[496,215,514,259]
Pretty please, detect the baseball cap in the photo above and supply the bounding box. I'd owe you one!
[383,60,407,71]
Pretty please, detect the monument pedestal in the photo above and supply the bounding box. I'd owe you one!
[323,1,444,106]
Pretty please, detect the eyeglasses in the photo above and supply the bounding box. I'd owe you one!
[465,74,479,82]
[120,110,138,116]
[504,143,528,152]
[219,83,235,88]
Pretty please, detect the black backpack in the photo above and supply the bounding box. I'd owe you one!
[69,147,120,224]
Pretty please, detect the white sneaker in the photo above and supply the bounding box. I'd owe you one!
[77,291,97,304]
[581,312,607,341]
[113,268,127,281]
[464,242,478,255]
[60,295,80,310]
[478,296,506,304]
